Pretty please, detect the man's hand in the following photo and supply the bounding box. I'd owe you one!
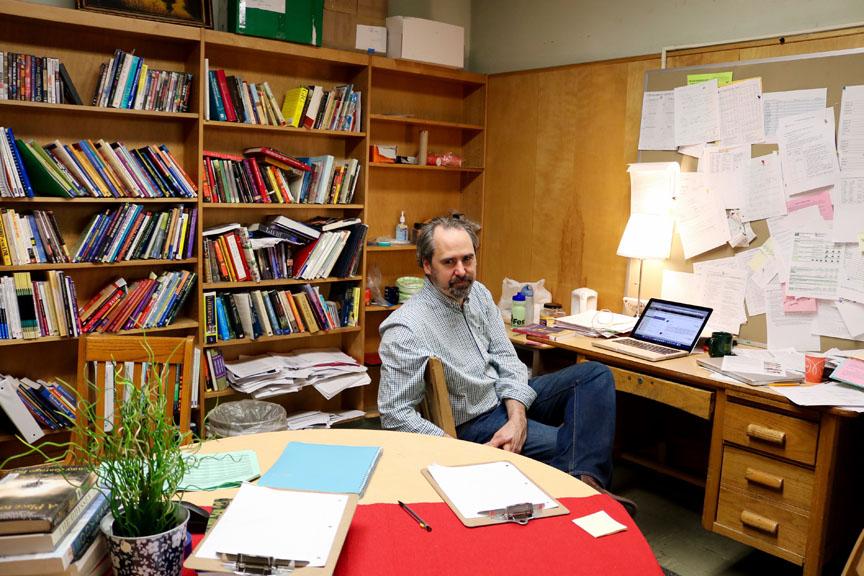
[486,399,527,453]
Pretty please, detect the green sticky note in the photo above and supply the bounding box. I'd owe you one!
[687,72,733,87]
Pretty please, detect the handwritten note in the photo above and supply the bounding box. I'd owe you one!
[674,79,721,146]
[777,109,840,196]
[628,162,678,215]
[638,90,676,150]
[742,152,786,221]
[719,78,765,147]
[838,85,864,177]
[834,178,864,243]
[701,145,749,209]
[839,245,864,304]
[674,172,730,259]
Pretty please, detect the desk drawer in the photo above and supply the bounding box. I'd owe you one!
[609,366,713,420]
[716,488,808,561]
[723,401,818,465]
[720,446,814,512]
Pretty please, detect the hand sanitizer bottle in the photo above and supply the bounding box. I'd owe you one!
[395,211,409,243]
[522,285,535,325]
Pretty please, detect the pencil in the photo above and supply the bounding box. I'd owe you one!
[398,500,432,532]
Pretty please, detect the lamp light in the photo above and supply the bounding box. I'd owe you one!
[617,213,674,316]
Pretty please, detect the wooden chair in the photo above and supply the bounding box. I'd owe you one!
[74,335,195,447]
[419,356,457,437]
[843,529,864,576]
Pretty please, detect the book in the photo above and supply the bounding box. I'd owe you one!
[0,488,99,555]
[258,442,382,496]
[0,466,95,535]
[511,323,578,342]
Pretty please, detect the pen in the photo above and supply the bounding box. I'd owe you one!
[398,500,432,532]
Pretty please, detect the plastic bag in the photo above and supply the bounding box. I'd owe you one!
[206,400,287,438]
[366,265,390,306]
[498,278,552,323]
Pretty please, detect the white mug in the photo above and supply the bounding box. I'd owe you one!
[571,288,598,314]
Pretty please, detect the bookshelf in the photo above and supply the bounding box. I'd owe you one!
[0,0,487,456]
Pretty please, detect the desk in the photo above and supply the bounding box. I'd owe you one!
[184,429,662,575]
[511,332,862,576]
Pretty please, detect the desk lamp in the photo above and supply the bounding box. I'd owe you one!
[616,213,673,316]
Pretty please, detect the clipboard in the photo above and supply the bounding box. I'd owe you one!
[421,460,569,527]
[184,488,358,576]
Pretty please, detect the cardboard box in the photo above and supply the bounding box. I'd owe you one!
[228,0,324,46]
[385,16,464,68]
[323,0,387,51]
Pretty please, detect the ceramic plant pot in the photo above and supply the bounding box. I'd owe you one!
[100,505,190,576]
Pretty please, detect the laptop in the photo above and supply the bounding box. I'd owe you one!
[696,357,803,386]
[592,299,713,362]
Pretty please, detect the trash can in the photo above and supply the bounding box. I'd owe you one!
[206,400,287,438]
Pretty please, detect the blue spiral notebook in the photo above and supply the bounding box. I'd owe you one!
[258,442,382,495]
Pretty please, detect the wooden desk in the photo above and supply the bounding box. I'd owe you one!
[511,332,861,576]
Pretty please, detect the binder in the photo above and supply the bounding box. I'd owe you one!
[0,375,44,442]
[422,460,569,527]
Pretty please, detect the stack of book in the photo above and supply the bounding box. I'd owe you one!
[73,205,196,263]
[203,222,287,283]
[291,219,366,280]
[0,208,69,265]
[205,64,285,126]
[0,373,76,435]
[13,137,196,199]
[203,348,228,391]
[78,271,196,333]
[203,283,360,344]
[92,49,193,113]
[0,271,82,340]
[295,153,361,204]
[280,84,361,132]
[0,127,33,198]
[0,52,82,104]
[0,466,110,576]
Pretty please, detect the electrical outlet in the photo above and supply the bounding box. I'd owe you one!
[622,297,649,316]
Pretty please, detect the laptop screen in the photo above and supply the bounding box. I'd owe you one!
[631,299,713,352]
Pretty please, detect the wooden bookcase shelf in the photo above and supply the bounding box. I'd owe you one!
[365,304,402,313]
[202,203,364,210]
[370,163,484,173]
[0,99,199,120]
[369,114,484,132]
[0,197,194,204]
[0,259,197,272]
[204,120,366,139]
[202,276,361,290]
[366,244,416,252]
[203,326,362,349]
[0,318,199,348]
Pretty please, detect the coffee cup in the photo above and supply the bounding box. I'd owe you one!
[804,354,826,383]
[706,332,734,357]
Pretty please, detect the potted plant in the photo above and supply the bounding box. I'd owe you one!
[3,343,196,576]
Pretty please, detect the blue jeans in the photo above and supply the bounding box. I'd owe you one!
[456,361,616,487]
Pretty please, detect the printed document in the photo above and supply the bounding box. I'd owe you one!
[833,178,864,243]
[813,300,862,340]
[762,88,826,143]
[674,173,730,259]
[786,232,842,299]
[700,145,749,209]
[838,85,864,177]
[837,300,864,338]
[660,269,746,335]
[839,245,864,304]
[741,152,787,222]
[674,79,721,146]
[638,90,676,150]
[627,162,678,215]
[767,205,830,283]
[765,287,820,351]
[719,78,765,146]
[777,109,840,196]
[771,382,864,407]
[787,187,834,220]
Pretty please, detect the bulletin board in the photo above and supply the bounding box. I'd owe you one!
[640,47,864,349]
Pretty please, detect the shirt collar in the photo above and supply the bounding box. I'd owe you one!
[422,277,470,311]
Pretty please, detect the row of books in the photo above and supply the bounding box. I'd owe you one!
[93,49,193,113]
[0,208,69,265]
[281,84,361,132]
[0,272,82,340]
[206,65,284,126]
[203,283,359,343]
[292,222,367,280]
[203,222,286,283]
[1,374,76,432]
[74,205,196,263]
[202,149,360,205]
[0,52,82,104]
[78,271,196,333]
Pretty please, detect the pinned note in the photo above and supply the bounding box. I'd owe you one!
[687,72,733,86]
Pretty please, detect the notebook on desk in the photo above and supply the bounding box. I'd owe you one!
[592,299,712,362]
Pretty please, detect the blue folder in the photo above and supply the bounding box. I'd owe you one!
[258,441,382,495]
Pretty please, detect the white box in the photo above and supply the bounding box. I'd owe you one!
[386,16,464,69]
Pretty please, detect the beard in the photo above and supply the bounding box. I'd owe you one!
[447,273,474,300]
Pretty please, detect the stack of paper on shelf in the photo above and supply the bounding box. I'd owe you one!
[285,409,365,430]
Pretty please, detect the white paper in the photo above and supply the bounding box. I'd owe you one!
[572,510,628,538]
[838,85,864,177]
[247,0,286,13]
[812,300,862,340]
[196,483,348,566]
[355,24,387,54]
[770,382,864,407]
[638,90,676,150]
[660,269,747,335]
[678,143,706,158]
[741,152,787,222]
[767,206,831,283]
[627,162,678,215]
[701,145,749,209]
[837,300,864,338]
[673,173,730,259]
[426,462,557,519]
[777,109,840,196]
[721,355,784,376]
[765,287,820,351]
[763,88,827,144]
[719,78,765,147]
[839,245,864,304]
[786,232,843,299]
[734,248,767,316]
[674,79,721,146]
[834,178,864,243]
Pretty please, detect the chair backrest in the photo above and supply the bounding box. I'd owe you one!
[420,356,457,437]
[75,335,195,446]
[843,529,864,576]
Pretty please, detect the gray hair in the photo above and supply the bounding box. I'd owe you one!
[416,215,480,267]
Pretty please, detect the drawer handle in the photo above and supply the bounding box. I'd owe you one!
[745,467,784,491]
[746,424,786,446]
[740,510,779,536]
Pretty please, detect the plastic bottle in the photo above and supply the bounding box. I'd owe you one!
[522,285,535,325]
[395,211,409,242]
[511,292,526,327]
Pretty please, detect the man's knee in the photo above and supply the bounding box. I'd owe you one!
[557,360,613,386]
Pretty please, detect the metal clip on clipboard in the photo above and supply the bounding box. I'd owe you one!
[217,552,309,575]
[477,502,546,525]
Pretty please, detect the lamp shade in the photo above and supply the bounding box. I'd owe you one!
[616,213,673,260]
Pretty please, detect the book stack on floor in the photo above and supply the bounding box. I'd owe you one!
[92,49,193,112]
[0,52,82,104]
[78,271,196,333]
[0,373,76,440]
[0,272,82,340]
[280,84,361,132]
[205,64,285,126]
[203,282,360,344]
[73,204,196,263]
[0,208,69,265]
[0,465,110,576]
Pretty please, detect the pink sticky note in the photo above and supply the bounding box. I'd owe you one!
[782,283,817,313]
[831,358,864,388]
[787,188,834,220]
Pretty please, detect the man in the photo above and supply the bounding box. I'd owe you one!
[378,215,636,515]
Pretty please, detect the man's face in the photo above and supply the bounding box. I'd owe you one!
[423,227,477,302]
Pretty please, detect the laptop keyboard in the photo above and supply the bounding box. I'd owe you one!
[615,338,678,355]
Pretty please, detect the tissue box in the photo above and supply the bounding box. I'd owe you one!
[385,16,464,68]
[228,0,324,46]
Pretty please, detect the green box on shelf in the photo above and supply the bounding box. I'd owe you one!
[228,0,324,46]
